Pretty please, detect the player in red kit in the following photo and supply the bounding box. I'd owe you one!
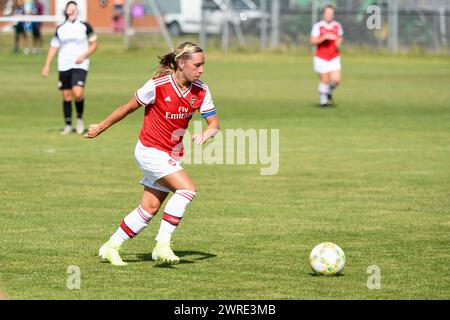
[85,42,220,265]
[310,4,344,107]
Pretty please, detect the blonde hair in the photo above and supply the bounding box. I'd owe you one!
[156,42,203,76]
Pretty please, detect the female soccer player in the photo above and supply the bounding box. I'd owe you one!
[85,42,220,265]
[41,1,98,135]
[310,4,344,107]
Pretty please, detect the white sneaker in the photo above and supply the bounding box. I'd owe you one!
[76,119,84,134]
[60,125,73,136]
[320,95,329,107]
[152,242,180,264]
[99,240,128,266]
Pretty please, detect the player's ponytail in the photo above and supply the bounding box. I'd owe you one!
[156,42,203,76]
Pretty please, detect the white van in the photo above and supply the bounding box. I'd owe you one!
[160,0,265,36]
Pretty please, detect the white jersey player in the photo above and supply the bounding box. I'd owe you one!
[41,1,98,135]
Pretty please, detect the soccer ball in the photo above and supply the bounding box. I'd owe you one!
[309,242,346,276]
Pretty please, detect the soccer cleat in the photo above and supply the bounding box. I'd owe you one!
[152,242,180,264]
[60,125,73,135]
[327,94,334,106]
[76,118,84,134]
[99,240,128,266]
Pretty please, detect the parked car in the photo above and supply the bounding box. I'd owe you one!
[162,0,266,36]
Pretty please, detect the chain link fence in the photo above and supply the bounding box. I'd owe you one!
[126,0,449,53]
[2,0,447,53]
[275,0,450,52]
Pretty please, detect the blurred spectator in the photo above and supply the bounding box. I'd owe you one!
[3,0,14,15]
[31,0,44,54]
[112,0,125,33]
[12,0,29,54]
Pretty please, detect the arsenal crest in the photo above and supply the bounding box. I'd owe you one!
[189,97,197,106]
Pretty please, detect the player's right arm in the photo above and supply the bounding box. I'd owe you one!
[42,29,61,77]
[310,33,336,45]
[41,46,58,77]
[309,23,336,46]
[84,96,141,139]
[85,78,155,139]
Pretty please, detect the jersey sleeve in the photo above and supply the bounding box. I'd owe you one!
[50,29,61,48]
[83,22,98,42]
[135,79,156,106]
[199,87,216,118]
[337,22,344,36]
[311,23,320,37]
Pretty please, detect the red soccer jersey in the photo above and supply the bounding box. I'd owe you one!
[311,20,344,61]
[135,74,216,159]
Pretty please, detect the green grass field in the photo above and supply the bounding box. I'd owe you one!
[0,35,449,299]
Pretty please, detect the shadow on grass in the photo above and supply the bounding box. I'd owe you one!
[308,272,345,277]
[314,103,338,109]
[118,250,217,269]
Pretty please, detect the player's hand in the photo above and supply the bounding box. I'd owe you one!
[191,134,205,145]
[41,66,49,78]
[75,55,85,64]
[84,124,102,139]
[324,33,337,41]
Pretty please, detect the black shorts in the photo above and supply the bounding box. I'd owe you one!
[58,69,88,90]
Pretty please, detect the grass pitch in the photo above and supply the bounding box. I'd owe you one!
[0,35,449,299]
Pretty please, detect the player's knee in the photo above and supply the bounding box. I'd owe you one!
[178,181,197,195]
[140,202,161,215]
[74,94,84,102]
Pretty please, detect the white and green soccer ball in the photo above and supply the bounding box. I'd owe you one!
[309,242,346,276]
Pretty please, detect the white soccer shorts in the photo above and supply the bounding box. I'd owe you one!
[313,56,342,74]
[134,140,183,193]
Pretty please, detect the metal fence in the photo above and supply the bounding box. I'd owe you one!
[3,0,443,53]
[276,0,450,52]
[124,0,448,53]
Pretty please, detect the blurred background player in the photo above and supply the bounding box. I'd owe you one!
[12,0,29,54]
[30,0,44,54]
[310,4,343,107]
[41,1,98,135]
[85,42,220,266]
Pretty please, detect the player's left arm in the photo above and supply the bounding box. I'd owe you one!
[192,114,220,145]
[335,36,343,48]
[335,23,344,48]
[76,23,98,64]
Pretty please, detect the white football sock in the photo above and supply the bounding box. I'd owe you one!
[110,205,154,246]
[319,82,330,105]
[155,190,196,244]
